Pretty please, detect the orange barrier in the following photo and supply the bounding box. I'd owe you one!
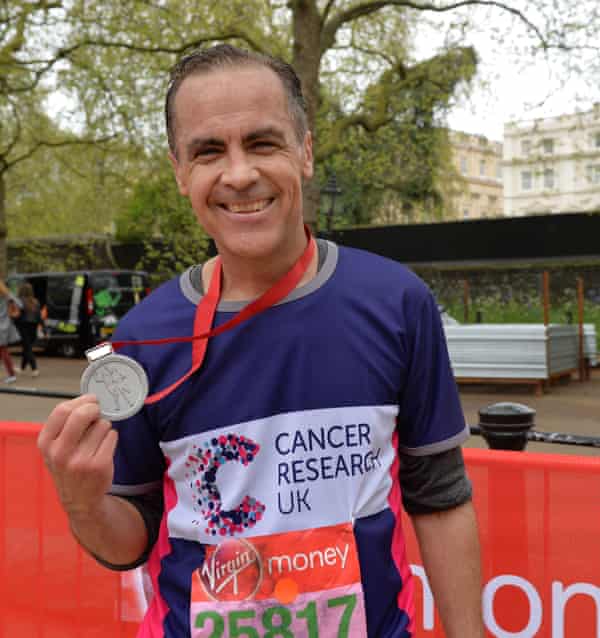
[2,422,599,637]
[0,422,139,638]
[404,448,600,637]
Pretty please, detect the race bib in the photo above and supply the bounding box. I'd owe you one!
[190,522,367,637]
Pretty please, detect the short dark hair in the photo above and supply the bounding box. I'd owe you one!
[165,44,308,155]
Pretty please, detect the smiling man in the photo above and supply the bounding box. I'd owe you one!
[39,45,484,638]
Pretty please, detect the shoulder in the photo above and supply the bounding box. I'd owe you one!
[335,243,433,304]
[115,275,192,340]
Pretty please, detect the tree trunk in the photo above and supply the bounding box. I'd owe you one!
[0,167,7,278]
[291,1,324,231]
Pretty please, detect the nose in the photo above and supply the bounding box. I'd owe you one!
[220,148,259,191]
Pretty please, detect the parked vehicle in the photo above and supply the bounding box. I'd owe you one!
[7,270,150,357]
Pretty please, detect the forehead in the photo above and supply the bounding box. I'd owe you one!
[172,66,293,143]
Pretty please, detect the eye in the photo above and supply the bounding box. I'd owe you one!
[251,140,277,151]
[195,147,220,158]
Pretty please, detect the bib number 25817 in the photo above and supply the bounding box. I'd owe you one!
[195,593,357,638]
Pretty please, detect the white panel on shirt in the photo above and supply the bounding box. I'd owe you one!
[160,405,399,544]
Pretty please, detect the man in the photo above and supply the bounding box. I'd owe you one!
[39,45,484,637]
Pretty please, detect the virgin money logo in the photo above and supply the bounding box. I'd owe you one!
[198,538,263,601]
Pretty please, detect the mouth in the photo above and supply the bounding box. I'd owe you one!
[220,198,274,215]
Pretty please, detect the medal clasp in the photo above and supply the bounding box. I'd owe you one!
[85,342,114,362]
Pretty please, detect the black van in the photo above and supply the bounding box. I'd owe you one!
[7,270,150,357]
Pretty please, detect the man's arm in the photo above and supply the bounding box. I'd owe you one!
[38,394,148,566]
[411,500,485,638]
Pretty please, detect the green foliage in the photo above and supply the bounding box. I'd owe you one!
[10,237,109,273]
[115,161,209,286]
[7,136,139,238]
[3,0,600,279]
[316,46,476,227]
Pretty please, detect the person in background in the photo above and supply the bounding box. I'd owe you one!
[15,282,43,377]
[0,279,20,383]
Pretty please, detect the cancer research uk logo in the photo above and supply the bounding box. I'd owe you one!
[185,433,266,537]
[199,538,263,601]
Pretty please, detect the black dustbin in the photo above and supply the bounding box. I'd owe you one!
[478,402,536,451]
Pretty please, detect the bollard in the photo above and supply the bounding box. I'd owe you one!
[478,402,536,451]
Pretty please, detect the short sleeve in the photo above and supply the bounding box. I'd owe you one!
[397,289,468,455]
[109,345,166,498]
[110,408,165,497]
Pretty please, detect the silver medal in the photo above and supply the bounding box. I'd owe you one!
[81,343,149,421]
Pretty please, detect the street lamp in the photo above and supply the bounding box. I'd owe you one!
[321,172,342,234]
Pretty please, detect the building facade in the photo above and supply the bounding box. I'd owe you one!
[448,131,504,220]
[503,105,600,216]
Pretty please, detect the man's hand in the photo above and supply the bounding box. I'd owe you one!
[38,394,118,520]
[38,394,149,567]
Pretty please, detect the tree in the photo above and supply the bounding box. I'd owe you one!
[316,42,477,226]
[6,130,143,239]
[114,156,210,286]
[0,0,117,276]
[3,0,598,275]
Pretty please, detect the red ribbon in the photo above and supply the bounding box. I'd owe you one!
[111,226,316,404]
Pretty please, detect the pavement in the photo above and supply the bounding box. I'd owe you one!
[1,353,599,456]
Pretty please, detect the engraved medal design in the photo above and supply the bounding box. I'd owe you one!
[80,343,148,421]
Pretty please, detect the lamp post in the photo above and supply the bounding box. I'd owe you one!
[321,172,342,234]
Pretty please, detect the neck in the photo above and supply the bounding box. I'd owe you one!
[203,232,317,302]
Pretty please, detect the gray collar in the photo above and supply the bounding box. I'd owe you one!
[179,238,338,311]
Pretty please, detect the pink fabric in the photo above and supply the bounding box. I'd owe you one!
[137,460,178,638]
[388,430,415,633]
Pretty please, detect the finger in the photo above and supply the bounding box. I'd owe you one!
[38,394,99,451]
[77,418,114,459]
[95,428,119,468]
[52,402,103,459]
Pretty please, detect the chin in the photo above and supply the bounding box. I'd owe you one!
[218,228,286,261]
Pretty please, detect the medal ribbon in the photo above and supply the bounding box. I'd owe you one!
[111,226,316,405]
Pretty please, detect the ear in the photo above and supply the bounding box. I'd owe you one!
[301,130,314,180]
[168,150,189,197]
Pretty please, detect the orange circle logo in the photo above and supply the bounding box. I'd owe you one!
[274,577,299,604]
[197,538,263,601]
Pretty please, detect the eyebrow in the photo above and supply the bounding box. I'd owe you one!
[243,126,287,144]
[184,126,287,159]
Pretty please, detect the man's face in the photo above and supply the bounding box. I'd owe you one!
[169,65,313,263]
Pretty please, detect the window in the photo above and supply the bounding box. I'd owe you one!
[543,168,555,189]
[460,156,468,175]
[496,163,502,179]
[521,140,531,155]
[479,160,486,176]
[483,194,498,218]
[542,138,554,154]
[47,275,76,309]
[521,171,532,190]
[89,272,148,317]
[463,209,470,219]
[587,164,600,184]
[595,132,600,149]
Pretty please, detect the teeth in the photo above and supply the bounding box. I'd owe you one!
[226,199,270,214]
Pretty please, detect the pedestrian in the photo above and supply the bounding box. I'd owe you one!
[38,45,485,637]
[15,282,43,377]
[0,278,20,383]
